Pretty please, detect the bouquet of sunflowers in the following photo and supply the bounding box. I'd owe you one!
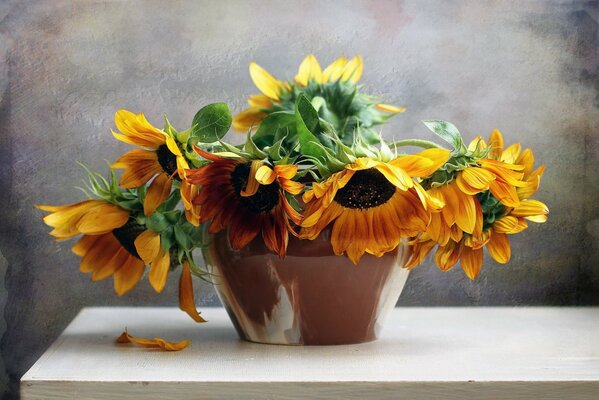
[38,54,548,334]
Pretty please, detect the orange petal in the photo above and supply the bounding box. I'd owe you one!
[113,256,145,296]
[488,129,504,159]
[461,246,483,280]
[144,174,173,216]
[134,230,161,264]
[179,261,207,323]
[116,330,190,351]
[149,250,170,293]
[456,167,495,195]
[240,160,263,197]
[486,232,511,264]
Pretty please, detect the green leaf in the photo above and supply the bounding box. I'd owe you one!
[146,212,169,232]
[243,132,268,159]
[252,111,296,147]
[160,228,174,254]
[296,95,328,162]
[174,224,193,250]
[422,120,466,154]
[191,103,232,143]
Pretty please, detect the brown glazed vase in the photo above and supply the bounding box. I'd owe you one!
[203,228,411,345]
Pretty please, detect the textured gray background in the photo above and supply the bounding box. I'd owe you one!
[0,0,597,398]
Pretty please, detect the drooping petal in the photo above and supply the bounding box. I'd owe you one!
[133,230,161,264]
[391,148,450,178]
[256,165,276,185]
[240,160,263,197]
[149,250,170,293]
[456,167,495,195]
[232,108,267,132]
[144,174,173,216]
[76,203,130,235]
[113,255,145,296]
[248,94,274,109]
[434,240,461,271]
[486,232,511,264]
[461,246,483,280]
[112,149,161,188]
[179,261,207,323]
[511,199,549,222]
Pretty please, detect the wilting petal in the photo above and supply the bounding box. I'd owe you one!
[391,148,450,178]
[510,199,548,221]
[256,165,276,185]
[435,240,461,271]
[113,256,145,295]
[249,62,283,100]
[134,230,161,264]
[179,261,207,323]
[501,143,521,164]
[295,54,323,85]
[149,250,170,293]
[76,203,129,234]
[241,160,263,197]
[144,174,173,216]
[117,330,190,351]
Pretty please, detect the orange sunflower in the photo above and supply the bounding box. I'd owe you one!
[36,199,170,294]
[407,130,548,279]
[186,148,304,258]
[111,110,200,224]
[299,149,451,264]
[233,54,403,132]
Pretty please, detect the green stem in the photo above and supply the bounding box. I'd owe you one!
[388,139,444,150]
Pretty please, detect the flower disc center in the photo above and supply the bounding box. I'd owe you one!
[335,168,396,209]
[156,144,178,177]
[112,218,145,259]
[231,163,280,214]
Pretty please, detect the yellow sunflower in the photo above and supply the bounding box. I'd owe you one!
[232,54,404,132]
[36,199,170,294]
[407,130,548,279]
[300,149,451,264]
[111,110,199,224]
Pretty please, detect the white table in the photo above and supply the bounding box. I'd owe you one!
[21,307,599,399]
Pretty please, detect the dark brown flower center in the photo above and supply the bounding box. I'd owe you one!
[231,162,280,214]
[112,218,145,259]
[157,144,178,177]
[335,168,396,209]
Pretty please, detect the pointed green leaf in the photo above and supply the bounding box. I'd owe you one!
[422,120,466,154]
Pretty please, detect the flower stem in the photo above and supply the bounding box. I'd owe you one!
[388,139,444,150]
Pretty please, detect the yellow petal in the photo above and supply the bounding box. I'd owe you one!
[144,174,173,216]
[493,216,521,234]
[249,62,282,100]
[255,165,276,185]
[461,246,483,280]
[322,57,348,82]
[76,203,129,235]
[392,148,451,178]
[149,250,170,293]
[116,330,189,351]
[511,199,549,219]
[468,136,487,153]
[165,136,182,157]
[240,160,262,197]
[295,54,322,86]
[232,108,267,132]
[248,94,274,108]
[501,143,521,164]
[486,232,511,264]
[456,167,495,195]
[375,103,406,113]
[341,55,363,83]
[179,261,207,323]
[134,230,161,264]
[113,256,145,296]
[488,129,504,159]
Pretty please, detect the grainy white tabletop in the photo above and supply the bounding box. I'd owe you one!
[21,307,599,400]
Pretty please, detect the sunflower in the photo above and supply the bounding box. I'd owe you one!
[232,54,404,135]
[111,110,199,223]
[36,199,171,294]
[299,148,451,264]
[186,148,304,258]
[407,130,548,279]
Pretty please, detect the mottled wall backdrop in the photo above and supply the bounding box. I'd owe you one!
[0,0,597,398]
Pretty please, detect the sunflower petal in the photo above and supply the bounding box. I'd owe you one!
[117,330,190,351]
[488,129,504,159]
[113,256,145,296]
[295,54,322,85]
[232,108,267,132]
[375,103,406,113]
[461,246,483,280]
[179,261,207,323]
[241,160,263,197]
[149,250,170,293]
[341,55,363,83]
[322,57,348,82]
[249,62,283,100]
[486,232,511,264]
[144,174,173,216]
[134,230,161,264]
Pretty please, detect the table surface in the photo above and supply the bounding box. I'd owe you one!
[21,307,599,400]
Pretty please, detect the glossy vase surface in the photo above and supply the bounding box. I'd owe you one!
[203,228,411,345]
